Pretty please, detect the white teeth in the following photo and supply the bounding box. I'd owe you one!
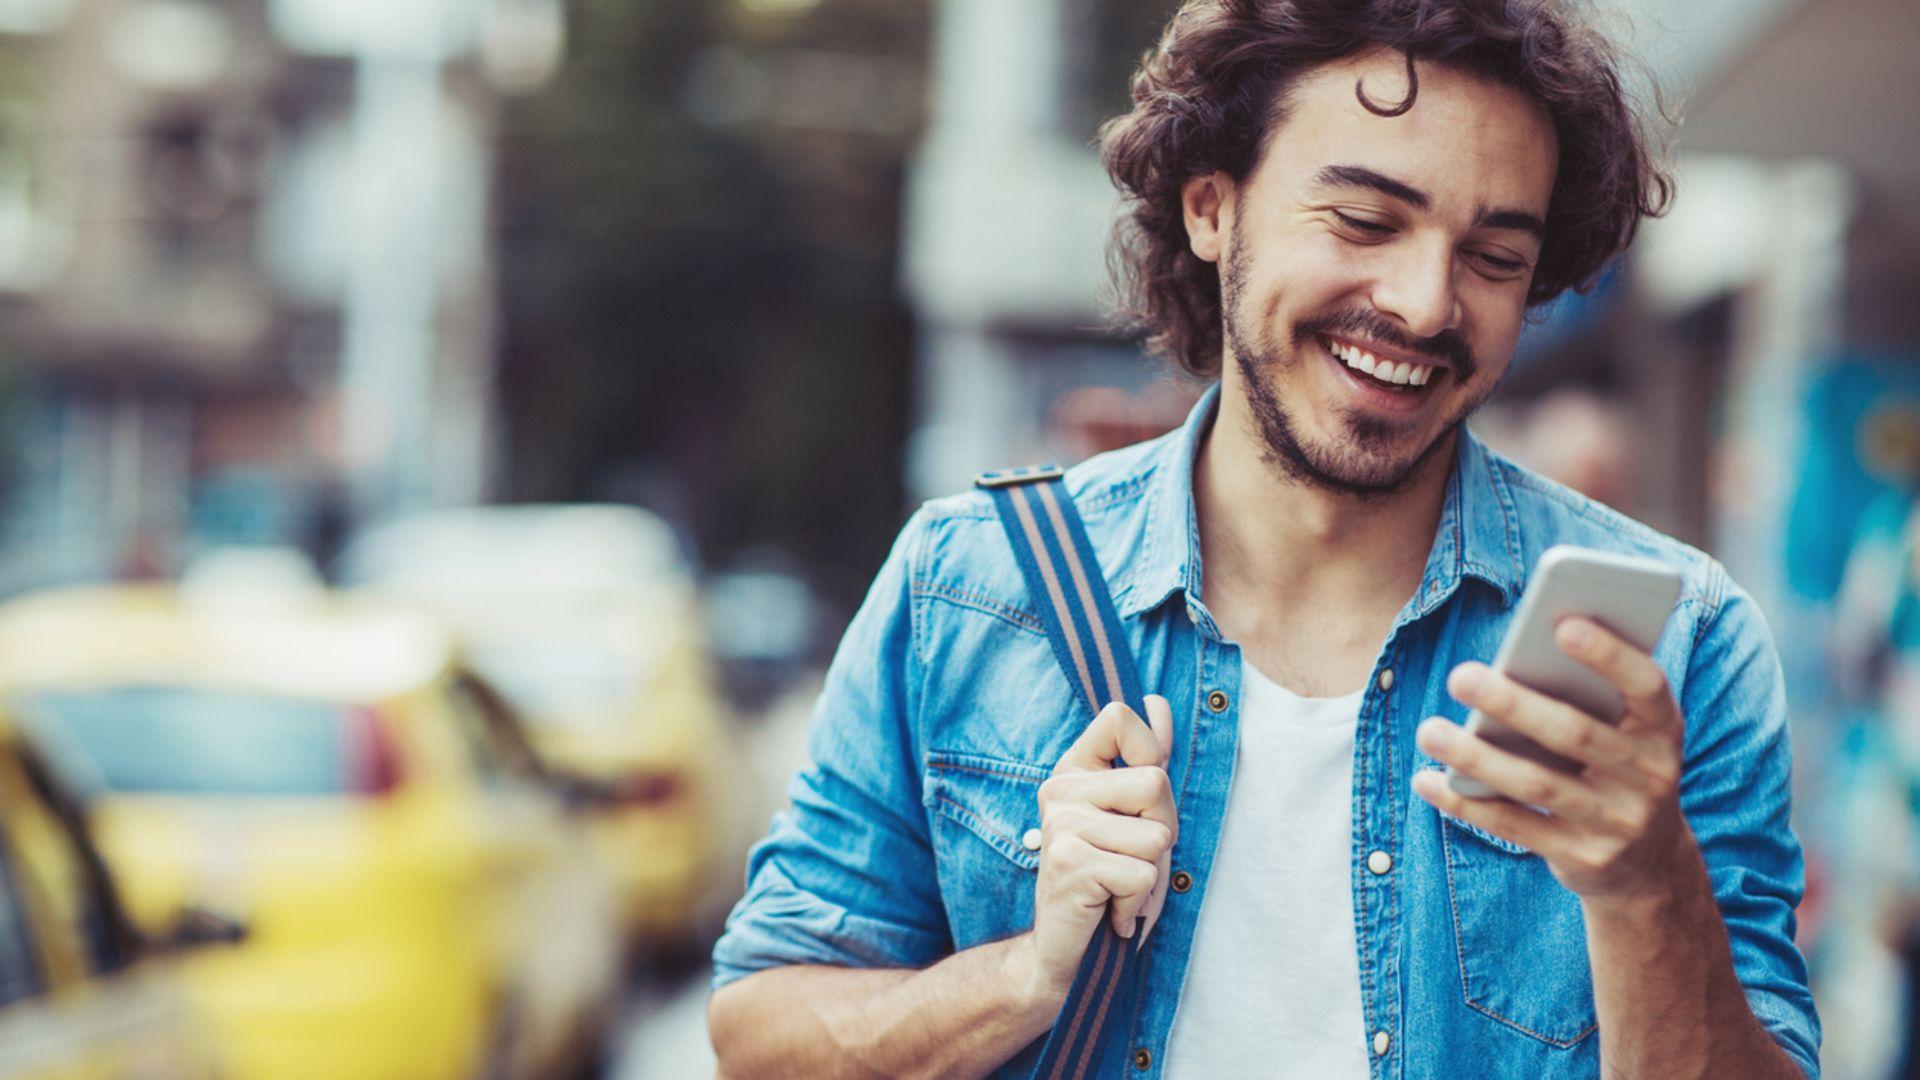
[1328,336,1437,388]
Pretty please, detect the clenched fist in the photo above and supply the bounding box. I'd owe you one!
[1022,695,1178,1003]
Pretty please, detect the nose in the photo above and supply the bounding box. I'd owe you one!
[1370,236,1462,342]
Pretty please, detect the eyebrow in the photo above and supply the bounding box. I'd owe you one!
[1472,206,1547,241]
[1312,163,1547,242]
[1315,164,1428,209]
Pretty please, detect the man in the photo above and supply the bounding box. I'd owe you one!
[708,0,1820,1076]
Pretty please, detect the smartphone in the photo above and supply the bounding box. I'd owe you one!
[1447,545,1684,799]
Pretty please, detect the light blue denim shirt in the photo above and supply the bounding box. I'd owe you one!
[713,385,1820,1078]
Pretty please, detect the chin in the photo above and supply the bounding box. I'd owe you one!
[1276,418,1454,497]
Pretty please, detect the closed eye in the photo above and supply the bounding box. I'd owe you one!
[1332,210,1394,238]
[1472,251,1528,276]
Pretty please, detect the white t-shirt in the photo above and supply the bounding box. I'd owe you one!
[1160,660,1373,1078]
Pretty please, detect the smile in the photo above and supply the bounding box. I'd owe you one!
[1320,334,1441,388]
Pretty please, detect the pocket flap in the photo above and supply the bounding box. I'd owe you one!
[923,751,1046,872]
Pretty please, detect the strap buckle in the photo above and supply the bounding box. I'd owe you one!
[973,464,1066,489]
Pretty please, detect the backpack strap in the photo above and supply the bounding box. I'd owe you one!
[976,464,1150,1080]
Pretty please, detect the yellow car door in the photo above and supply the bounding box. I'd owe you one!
[0,719,217,1080]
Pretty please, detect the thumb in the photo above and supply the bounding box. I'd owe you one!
[1144,694,1174,769]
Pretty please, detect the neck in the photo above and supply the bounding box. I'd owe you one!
[1195,383,1453,622]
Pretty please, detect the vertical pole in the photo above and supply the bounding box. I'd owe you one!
[338,50,450,526]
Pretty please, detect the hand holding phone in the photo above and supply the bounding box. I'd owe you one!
[1447,545,1683,799]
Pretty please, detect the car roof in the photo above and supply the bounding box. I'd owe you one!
[339,503,691,594]
[0,585,455,703]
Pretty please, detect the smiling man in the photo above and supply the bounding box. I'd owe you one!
[707,2,1820,1077]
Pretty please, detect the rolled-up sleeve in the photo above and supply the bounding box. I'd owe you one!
[1679,571,1822,1076]
[712,509,951,989]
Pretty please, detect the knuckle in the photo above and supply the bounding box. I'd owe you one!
[1515,775,1555,806]
[1629,668,1669,704]
[1038,802,1071,834]
[1622,802,1654,835]
[1038,775,1066,806]
[1150,768,1175,804]
[1575,843,1615,877]
[1147,821,1174,853]
[1126,861,1158,896]
[1598,802,1643,837]
[1641,752,1681,791]
[1567,719,1598,753]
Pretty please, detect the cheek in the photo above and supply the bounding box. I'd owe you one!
[1253,241,1372,325]
[1462,292,1528,366]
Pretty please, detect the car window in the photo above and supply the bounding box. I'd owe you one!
[15,686,363,797]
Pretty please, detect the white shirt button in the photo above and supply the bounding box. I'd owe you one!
[1368,850,1393,875]
[1373,1030,1391,1056]
[1022,828,1043,851]
[1377,668,1395,692]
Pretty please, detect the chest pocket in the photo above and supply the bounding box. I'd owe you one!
[1431,765,1599,1048]
[922,751,1044,950]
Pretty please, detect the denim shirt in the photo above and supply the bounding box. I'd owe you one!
[713,385,1820,1078]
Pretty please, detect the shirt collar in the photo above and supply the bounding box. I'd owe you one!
[1117,382,1525,621]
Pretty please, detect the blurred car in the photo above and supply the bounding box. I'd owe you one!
[0,585,623,1080]
[339,504,750,950]
[702,549,826,713]
[0,705,226,1080]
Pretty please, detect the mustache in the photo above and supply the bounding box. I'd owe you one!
[1290,309,1478,380]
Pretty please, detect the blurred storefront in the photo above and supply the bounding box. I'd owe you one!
[0,0,562,596]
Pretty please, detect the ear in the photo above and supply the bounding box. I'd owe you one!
[1181,173,1231,264]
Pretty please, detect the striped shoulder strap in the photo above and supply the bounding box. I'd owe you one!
[975,464,1149,1080]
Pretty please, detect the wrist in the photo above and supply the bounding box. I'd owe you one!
[1581,826,1708,927]
[1003,931,1069,1018]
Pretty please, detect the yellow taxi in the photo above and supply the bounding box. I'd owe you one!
[341,505,751,949]
[0,706,222,1079]
[0,585,624,1080]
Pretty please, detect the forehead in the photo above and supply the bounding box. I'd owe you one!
[1255,47,1557,216]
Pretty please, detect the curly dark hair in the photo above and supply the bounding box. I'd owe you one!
[1100,0,1674,377]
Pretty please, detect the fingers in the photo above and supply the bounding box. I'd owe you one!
[1042,695,1180,944]
[1046,806,1174,863]
[1144,694,1174,765]
[1446,663,1640,771]
[1039,765,1179,838]
[1056,701,1165,773]
[1044,833,1160,939]
[1411,769,1570,857]
[1141,844,1173,943]
[1416,717,1609,823]
[1552,618,1680,731]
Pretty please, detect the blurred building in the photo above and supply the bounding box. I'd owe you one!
[0,0,561,594]
[901,0,1195,500]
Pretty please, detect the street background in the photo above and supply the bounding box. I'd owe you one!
[0,0,1915,1076]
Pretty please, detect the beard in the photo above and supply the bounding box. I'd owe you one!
[1220,219,1496,499]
